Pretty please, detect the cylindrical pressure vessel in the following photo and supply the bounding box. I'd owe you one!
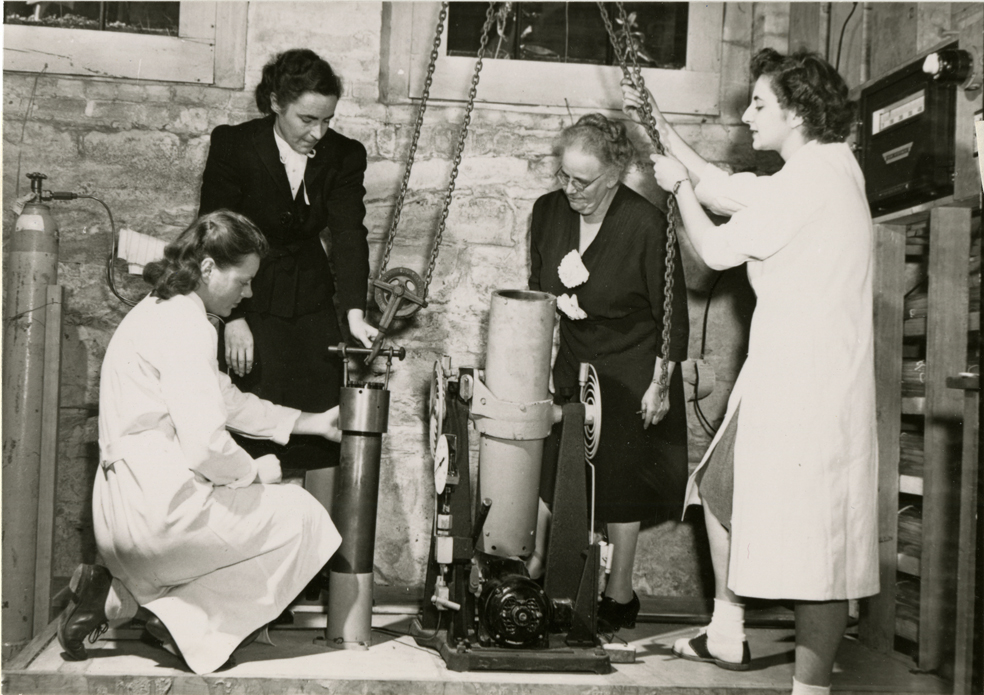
[476,290,556,559]
[2,192,59,653]
[326,384,390,650]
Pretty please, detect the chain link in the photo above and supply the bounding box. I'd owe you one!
[379,2,449,275]
[597,2,677,405]
[421,1,498,296]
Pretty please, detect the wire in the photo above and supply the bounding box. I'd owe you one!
[835,2,859,73]
[15,65,46,200]
[77,195,141,308]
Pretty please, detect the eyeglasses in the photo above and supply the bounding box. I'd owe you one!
[555,168,604,193]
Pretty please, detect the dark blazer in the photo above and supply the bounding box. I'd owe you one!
[198,115,370,319]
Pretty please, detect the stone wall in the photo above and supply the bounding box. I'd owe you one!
[2,2,788,594]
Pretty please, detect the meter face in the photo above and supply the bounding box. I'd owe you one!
[871,90,926,136]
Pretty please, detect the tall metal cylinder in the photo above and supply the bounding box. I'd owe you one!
[326,384,390,650]
[476,289,556,559]
[2,196,59,655]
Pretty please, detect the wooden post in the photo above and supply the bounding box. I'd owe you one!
[859,222,905,653]
[33,285,63,633]
[920,206,970,673]
[950,376,979,695]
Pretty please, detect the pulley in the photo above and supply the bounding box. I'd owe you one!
[365,1,500,364]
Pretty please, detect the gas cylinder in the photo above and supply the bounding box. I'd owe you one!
[2,173,60,655]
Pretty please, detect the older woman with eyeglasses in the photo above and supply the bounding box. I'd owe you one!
[528,113,689,631]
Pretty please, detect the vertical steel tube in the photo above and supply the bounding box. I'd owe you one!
[477,290,555,558]
[326,385,390,650]
[2,200,59,657]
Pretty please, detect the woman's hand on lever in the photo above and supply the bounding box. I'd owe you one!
[224,318,255,377]
[640,381,669,430]
[347,309,379,349]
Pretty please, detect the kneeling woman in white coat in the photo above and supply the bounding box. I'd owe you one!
[57,210,343,674]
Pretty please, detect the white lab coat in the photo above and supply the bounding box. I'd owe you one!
[685,141,879,600]
[93,292,340,673]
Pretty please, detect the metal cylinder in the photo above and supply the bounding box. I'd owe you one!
[477,290,556,559]
[2,200,59,654]
[326,385,389,650]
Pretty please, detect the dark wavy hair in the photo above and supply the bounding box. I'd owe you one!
[255,48,343,115]
[751,48,855,143]
[554,113,637,176]
[143,210,269,300]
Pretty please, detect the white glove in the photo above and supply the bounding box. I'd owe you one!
[256,454,282,484]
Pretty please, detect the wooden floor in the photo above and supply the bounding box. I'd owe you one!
[3,606,949,695]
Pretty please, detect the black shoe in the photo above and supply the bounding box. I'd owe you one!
[672,630,751,671]
[598,591,640,631]
[58,564,113,661]
[145,614,178,654]
[145,614,260,671]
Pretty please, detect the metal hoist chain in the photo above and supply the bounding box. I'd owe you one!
[597,1,678,403]
[421,1,498,296]
[378,2,449,275]
[378,1,499,301]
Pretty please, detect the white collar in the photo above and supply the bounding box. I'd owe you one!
[273,128,316,164]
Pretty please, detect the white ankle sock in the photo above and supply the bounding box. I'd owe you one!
[791,677,830,695]
[104,578,139,627]
[705,598,745,662]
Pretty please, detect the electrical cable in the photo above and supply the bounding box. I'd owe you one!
[692,272,723,436]
[835,2,859,73]
[75,195,141,308]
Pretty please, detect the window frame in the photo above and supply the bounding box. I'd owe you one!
[2,1,247,87]
[381,1,724,116]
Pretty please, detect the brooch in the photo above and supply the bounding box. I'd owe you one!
[557,249,589,288]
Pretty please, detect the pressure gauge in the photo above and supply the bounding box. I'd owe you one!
[434,434,450,494]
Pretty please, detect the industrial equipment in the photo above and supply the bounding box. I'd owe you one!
[412,290,610,673]
[325,343,406,649]
[857,43,961,215]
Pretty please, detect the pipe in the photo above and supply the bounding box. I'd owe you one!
[325,383,390,650]
[2,178,59,656]
[475,289,555,559]
[860,2,871,84]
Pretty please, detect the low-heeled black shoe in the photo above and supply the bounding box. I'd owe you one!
[144,614,261,672]
[672,630,751,671]
[58,564,113,661]
[598,591,641,631]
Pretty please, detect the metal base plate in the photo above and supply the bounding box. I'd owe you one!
[416,630,612,674]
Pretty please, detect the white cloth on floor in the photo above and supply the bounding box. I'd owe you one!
[93,292,340,673]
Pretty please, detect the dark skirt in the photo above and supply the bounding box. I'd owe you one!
[220,305,343,472]
[541,365,688,525]
[695,407,739,531]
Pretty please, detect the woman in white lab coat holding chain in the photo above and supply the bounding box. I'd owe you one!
[624,48,878,695]
[57,210,343,674]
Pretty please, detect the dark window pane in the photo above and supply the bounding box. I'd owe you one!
[446,2,686,69]
[4,2,179,36]
[620,2,688,69]
[446,3,497,57]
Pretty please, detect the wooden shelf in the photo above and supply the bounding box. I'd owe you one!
[899,474,923,496]
[897,553,921,577]
[904,311,979,336]
[901,397,925,415]
[873,196,956,225]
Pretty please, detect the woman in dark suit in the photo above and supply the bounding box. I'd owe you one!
[198,49,377,481]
